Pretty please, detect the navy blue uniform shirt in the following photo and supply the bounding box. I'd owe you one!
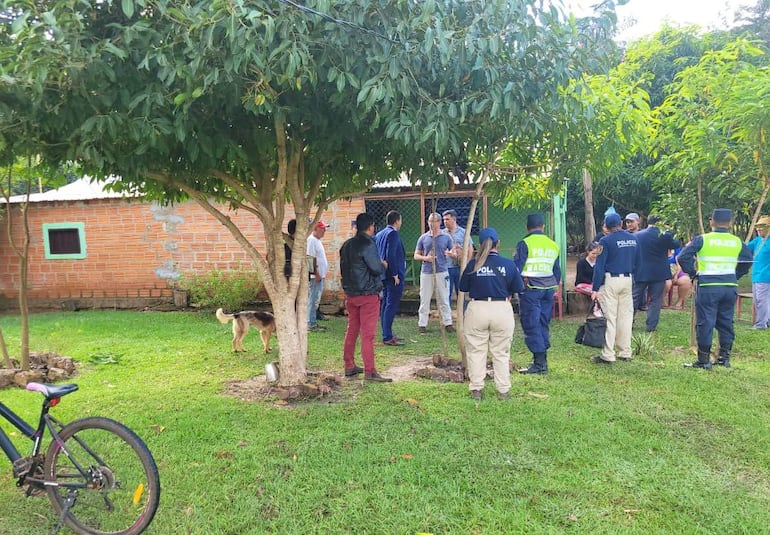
[592,229,639,292]
[459,252,524,299]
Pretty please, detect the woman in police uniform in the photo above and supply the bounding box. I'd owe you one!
[459,228,524,401]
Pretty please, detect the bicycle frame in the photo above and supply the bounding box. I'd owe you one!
[0,395,74,479]
[0,399,40,464]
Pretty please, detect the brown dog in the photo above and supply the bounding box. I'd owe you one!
[216,308,276,353]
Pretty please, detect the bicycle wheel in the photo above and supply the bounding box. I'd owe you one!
[43,417,160,535]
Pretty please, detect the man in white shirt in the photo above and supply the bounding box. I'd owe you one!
[307,221,329,332]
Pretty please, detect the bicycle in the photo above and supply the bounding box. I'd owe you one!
[0,382,160,535]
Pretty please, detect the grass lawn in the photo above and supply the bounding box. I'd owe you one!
[0,307,769,534]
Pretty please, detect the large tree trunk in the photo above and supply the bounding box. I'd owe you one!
[158,118,318,387]
[582,168,596,246]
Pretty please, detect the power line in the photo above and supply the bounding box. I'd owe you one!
[276,0,401,44]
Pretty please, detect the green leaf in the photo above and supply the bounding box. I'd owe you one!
[122,0,135,18]
[173,93,188,106]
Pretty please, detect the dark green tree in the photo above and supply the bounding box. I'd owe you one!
[1,0,620,385]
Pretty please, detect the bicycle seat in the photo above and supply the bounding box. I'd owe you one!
[26,382,79,399]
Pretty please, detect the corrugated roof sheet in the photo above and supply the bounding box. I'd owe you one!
[2,177,137,204]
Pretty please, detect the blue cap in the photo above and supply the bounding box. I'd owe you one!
[526,213,545,229]
[604,213,622,228]
[711,209,732,223]
[479,227,499,244]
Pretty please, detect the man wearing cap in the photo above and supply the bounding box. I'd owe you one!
[591,213,639,364]
[632,215,682,332]
[747,215,770,330]
[306,220,329,332]
[514,213,561,374]
[625,213,641,233]
[442,209,466,307]
[375,211,407,346]
[678,209,753,369]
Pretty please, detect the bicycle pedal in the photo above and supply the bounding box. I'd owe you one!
[12,456,32,479]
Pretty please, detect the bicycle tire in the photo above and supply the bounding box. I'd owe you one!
[43,417,160,535]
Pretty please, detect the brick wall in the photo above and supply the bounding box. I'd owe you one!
[0,196,365,310]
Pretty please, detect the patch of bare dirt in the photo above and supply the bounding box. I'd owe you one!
[222,355,452,404]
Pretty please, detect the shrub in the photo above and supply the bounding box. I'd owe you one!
[632,331,656,358]
[178,269,262,311]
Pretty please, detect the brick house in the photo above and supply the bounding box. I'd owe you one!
[0,179,363,310]
[1,178,567,311]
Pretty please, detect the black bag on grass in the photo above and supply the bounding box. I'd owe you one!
[575,315,606,348]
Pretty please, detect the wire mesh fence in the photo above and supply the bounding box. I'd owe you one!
[364,189,553,288]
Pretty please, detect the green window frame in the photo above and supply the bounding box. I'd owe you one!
[43,222,87,260]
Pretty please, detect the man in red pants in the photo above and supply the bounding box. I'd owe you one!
[340,213,392,382]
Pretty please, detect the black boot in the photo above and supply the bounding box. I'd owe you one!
[716,347,731,368]
[685,347,712,370]
[519,352,548,374]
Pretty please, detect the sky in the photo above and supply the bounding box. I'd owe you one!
[566,0,744,42]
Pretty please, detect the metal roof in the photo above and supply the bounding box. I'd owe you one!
[2,177,137,204]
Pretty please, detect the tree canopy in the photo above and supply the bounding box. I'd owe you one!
[1,0,622,384]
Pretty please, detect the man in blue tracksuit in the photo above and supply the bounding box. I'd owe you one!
[514,214,561,374]
[375,211,407,346]
[678,209,752,369]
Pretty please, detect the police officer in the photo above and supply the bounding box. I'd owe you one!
[514,214,561,374]
[677,209,752,369]
[459,228,524,401]
[591,213,639,364]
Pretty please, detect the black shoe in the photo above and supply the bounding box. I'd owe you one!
[308,325,327,332]
[365,372,393,382]
[444,325,455,333]
[470,390,483,400]
[344,366,364,377]
[418,326,428,334]
[383,338,405,346]
[518,365,548,375]
[592,356,613,365]
[715,358,731,368]
[497,391,511,400]
[618,356,633,362]
[684,361,712,370]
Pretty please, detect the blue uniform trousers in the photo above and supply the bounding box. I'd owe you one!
[448,266,461,303]
[380,278,404,342]
[519,288,555,353]
[695,285,737,351]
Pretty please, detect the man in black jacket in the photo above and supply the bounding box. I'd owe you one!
[340,213,392,382]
